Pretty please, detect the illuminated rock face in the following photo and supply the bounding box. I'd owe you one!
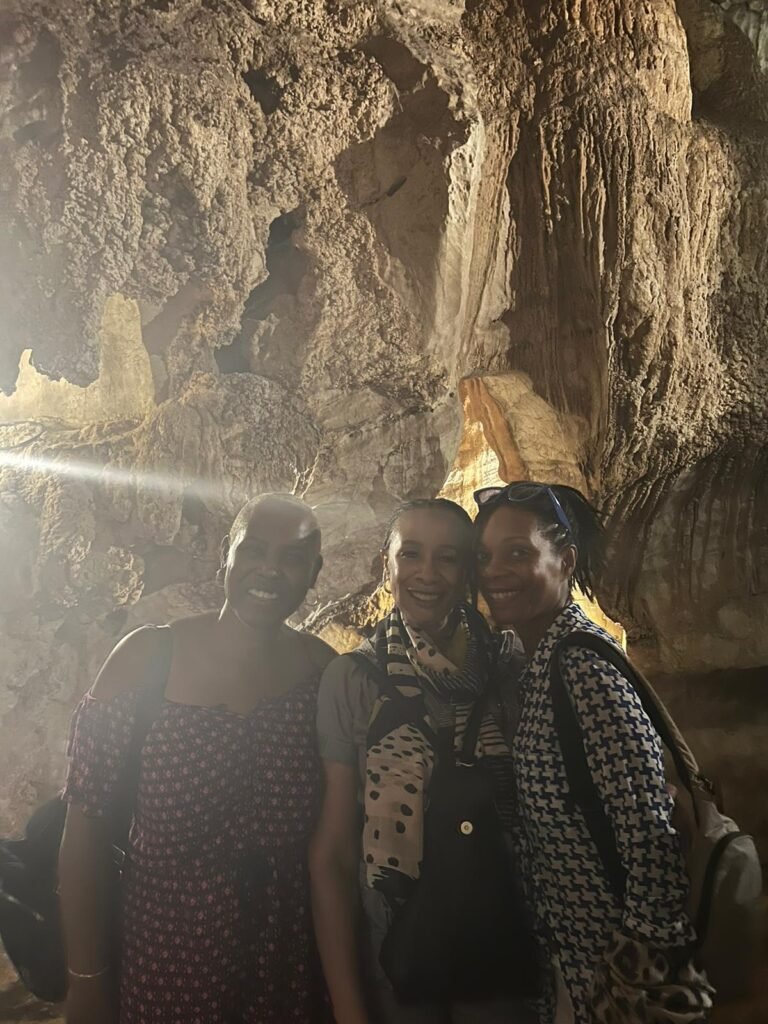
[0,1,767,852]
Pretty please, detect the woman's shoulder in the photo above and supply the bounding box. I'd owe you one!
[89,623,174,702]
[555,610,625,666]
[292,627,338,674]
[321,645,380,695]
[317,646,380,764]
[318,646,382,727]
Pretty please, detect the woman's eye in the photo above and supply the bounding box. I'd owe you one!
[283,552,304,566]
[399,549,419,559]
[476,551,490,566]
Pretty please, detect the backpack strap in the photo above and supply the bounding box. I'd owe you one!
[555,632,701,815]
[457,638,498,766]
[112,625,174,852]
[549,629,703,903]
[127,625,173,766]
[549,645,627,901]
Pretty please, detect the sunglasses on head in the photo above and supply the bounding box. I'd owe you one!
[473,482,573,535]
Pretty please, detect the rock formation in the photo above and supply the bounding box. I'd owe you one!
[0,0,766,865]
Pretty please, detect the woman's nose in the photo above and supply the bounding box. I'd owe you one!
[256,550,281,575]
[479,555,503,579]
[415,557,439,580]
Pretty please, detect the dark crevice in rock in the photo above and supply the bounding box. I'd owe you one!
[357,36,427,92]
[13,122,49,145]
[214,333,250,373]
[140,542,194,595]
[242,68,282,115]
[19,28,61,96]
[216,208,309,376]
[142,279,213,356]
[334,76,464,336]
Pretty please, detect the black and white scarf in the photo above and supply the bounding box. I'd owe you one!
[359,604,514,901]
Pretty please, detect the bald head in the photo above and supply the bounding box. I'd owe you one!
[222,493,323,628]
[230,493,321,550]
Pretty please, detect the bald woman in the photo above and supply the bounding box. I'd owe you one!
[59,494,335,1024]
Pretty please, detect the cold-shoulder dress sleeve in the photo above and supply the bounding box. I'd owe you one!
[561,647,695,948]
[63,691,141,818]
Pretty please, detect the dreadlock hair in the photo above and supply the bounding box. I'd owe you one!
[474,483,605,601]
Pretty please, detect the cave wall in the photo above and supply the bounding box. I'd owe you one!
[0,0,767,855]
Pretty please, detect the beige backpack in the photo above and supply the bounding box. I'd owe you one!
[550,630,764,1001]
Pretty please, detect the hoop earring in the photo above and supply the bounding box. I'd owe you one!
[382,576,392,595]
[305,587,319,608]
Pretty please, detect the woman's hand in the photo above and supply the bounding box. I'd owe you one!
[64,973,118,1024]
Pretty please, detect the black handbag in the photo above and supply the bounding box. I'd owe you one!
[0,624,172,1002]
[355,652,542,1004]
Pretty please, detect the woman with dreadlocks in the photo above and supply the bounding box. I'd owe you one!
[474,482,712,1024]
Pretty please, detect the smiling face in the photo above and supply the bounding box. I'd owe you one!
[476,505,575,645]
[383,508,470,635]
[222,497,322,630]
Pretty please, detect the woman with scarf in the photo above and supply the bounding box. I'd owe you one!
[310,498,537,1024]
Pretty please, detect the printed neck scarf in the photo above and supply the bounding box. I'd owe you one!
[360,604,514,903]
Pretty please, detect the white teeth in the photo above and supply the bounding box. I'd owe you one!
[410,591,440,601]
[491,591,520,599]
[247,589,277,600]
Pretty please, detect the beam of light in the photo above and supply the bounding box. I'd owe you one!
[0,447,233,505]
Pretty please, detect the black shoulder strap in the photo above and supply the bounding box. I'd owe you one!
[126,624,173,772]
[549,633,627,902]
[550,628,703,904]
[458,637,499,765]
[113,625,173,845]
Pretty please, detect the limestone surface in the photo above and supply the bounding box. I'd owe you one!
[0,0,767,868]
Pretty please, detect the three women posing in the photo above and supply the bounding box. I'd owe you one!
[61,486,708,1024]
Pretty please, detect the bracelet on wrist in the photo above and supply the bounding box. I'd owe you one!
[67,965,111,980]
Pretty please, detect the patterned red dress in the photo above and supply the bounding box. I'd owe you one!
[64,677,327,1024]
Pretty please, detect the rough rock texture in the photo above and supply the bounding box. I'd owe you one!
[0,0,767,874]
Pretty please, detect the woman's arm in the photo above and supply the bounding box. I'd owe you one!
[564,648,694,947]
[59,626,166,1023]
[309,758,370,1024]
[59,806,117,1023]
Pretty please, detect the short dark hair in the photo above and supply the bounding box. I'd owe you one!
[474,483,604,600]
[382,498,474,555]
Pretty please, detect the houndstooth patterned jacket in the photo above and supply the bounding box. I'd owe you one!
[510,603,695,1024]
